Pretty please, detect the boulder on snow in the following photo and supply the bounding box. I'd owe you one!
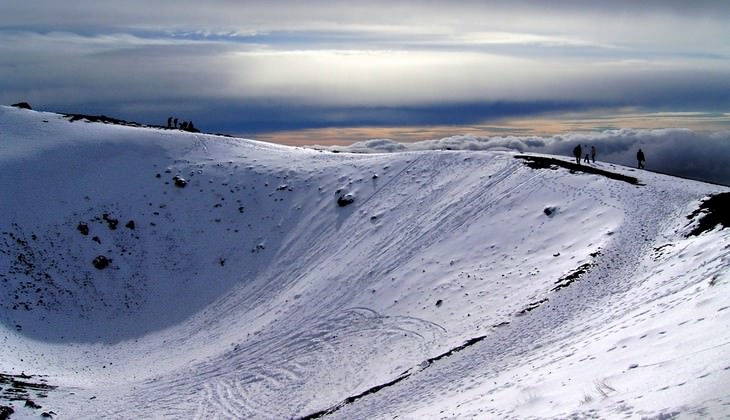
[543,206,558,217]
[92,255,111,270]
[77,222,90,235]
[336,191,355,207]
[173,175,187,188]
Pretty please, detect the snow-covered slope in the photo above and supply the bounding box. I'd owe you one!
[1,105,728,419]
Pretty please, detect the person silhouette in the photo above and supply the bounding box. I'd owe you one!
[637,149,646,169]
[573,144,582,165]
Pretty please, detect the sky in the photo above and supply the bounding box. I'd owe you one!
[1,1,729,144]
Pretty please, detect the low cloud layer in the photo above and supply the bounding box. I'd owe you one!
[334,129,730,187]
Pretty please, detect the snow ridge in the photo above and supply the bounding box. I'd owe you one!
[1,106,729,419]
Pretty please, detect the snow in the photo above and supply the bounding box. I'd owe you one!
[0,105,729,419]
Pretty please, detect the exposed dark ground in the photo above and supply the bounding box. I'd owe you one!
[515,155,640,185]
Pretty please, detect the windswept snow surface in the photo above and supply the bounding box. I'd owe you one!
[1,105,729,419]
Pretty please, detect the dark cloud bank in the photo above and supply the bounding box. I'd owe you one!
[334,129,730,187]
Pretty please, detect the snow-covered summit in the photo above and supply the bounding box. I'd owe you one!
[1,105,729,419]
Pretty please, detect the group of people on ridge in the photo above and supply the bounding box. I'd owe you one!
[572,144,646,169]
[572,144,597,165]
[166,116,198,132]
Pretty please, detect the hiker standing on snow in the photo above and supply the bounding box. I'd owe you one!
[591,146,596,163]
[573,144,582,165]
[637,149,646,169]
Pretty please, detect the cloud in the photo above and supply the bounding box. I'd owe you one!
[3,29,728,110]
[332,129,730,186]
[1,1,728,136]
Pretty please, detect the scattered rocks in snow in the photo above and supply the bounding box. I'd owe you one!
[435,299,443,307]
[299,334,488,419]
[102,213,118,230]
[543,206,557,217]
[517,298,549,315]
[686,192,730,237]
[92,255,111,270]
[552,262,593,292]
[63,113,161,130]
[0,373,57,415]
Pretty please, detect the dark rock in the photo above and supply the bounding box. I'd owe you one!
[337,193,355,207]
[515,155,640,185]
[125,220,135,230]
[686,192,730,237]
[552,262,593,292]
[11,102,32,110]
[173,176,187,188]
[25,399,41,409]
[102,214,118,230]
[0,406,14,420]
[435,299,443,307]
[517,298,549,315]
[77,223,89,235]
[92,255,110,270]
